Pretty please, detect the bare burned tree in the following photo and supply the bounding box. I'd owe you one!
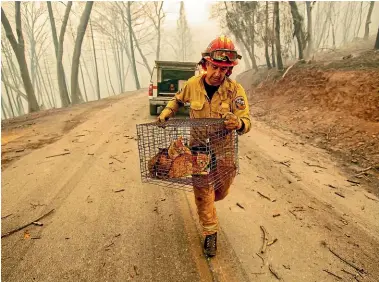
[364,1,375,40]
[92,5,127,93]
[222,2,259,71]
[1,4,39,112]
[306,1,315,56]
[289,1,306,60]
[71,1,93,104]
[274,2,283,70]
[127,2,140,89]
[47,1,71,107]
[375,27,379,49]
[176,2,193,61]
[89,19,100,100]
[264,1,272,69]
[141,2,165,60]
[271,2,276,68]
[1,39,25,115]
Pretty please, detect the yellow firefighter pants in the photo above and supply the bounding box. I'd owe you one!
[193,176,231,236]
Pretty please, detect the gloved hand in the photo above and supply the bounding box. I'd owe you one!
[222,112,242,131]
[157,108,173,122]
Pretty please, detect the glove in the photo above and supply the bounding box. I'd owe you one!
[222,112,242,131]
[157,108,173,122]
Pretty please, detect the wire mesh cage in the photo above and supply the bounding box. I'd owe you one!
[136,118,238,191]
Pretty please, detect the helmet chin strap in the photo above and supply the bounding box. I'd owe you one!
[226,67,233,77]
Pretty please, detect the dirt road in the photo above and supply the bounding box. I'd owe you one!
[2,90,379,281]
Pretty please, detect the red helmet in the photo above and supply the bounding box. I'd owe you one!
[201,35,242,68]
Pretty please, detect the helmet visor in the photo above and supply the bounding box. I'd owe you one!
[209,49,241,62]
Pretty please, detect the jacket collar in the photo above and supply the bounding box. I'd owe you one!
[198,74,234,100]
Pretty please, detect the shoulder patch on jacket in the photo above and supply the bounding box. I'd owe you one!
[234,96,246,110]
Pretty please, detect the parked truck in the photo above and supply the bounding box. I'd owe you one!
[148,61,199,115]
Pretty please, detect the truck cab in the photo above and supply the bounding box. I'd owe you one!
[149,61,199,115]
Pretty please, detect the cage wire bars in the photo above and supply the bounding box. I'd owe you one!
[137,118,238,192]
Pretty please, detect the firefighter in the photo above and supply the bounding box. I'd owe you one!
[158,35,251,257]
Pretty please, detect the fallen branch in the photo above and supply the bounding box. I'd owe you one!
[1,214,13,220]
[364,194,379,202]
[268,264,281,280]
[46,152,70,158]
[257,191,272,202]
[347,179,360,185]
[328,247,365,273]
[256,252,265,264]
[335,192,345,198]
[303,161,327,169]
[267,238,278,246]
[341,269,359,280]
[104,242,114,249]
[236,202,245,209]
[110,156,124,163]
[259,225,269,254]
[355,165,377,177]
[323,269,342,280]
[1,209,55,238]
[114,189,125,193]
[278,160,291,167]
[281,63,295,79]
[289,210,298,219]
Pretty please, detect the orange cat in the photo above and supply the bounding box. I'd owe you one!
[168,136,191,159]
[192,153,210,175]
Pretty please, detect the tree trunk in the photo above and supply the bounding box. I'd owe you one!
[81,56,96,98]
[36,57,54,108]
[328,3,336,49]
[47,1,71,107]
[265,1,272,69]
[71,1,93,104]
[44,56,57,107]
[355,2,363,38]
[306,2,313,57]
[89,19,101,100]
[103,40,116,95]
[2,41,20,88]
[1,5,39,112]
[375,27,379,49]
[271,3,276,68]
[110,40,122,93]
[156,2,163,61]
[79,63,89,102]
[30,38,36,88]
[250,12,258,71]
[127,2,141,90]
[2,96,10,119]
[132,29,152,76]
[2,67,15,117]
[364,1,375,40]
[289,1,305,60]
[274,2,284,70]
[100,42,110,96]
[237,40,251,70]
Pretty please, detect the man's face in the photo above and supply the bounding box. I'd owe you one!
[205,61,229,86]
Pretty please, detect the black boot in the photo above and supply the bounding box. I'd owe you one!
[204,233,217,257]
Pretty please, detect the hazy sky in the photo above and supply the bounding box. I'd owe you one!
[164,1,214,26]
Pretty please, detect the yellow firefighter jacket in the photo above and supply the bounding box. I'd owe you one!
[163,74,251,135]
